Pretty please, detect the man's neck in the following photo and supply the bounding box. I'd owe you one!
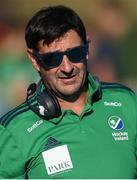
[58,89,89,115]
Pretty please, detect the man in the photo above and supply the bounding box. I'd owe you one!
[0,5,137,179]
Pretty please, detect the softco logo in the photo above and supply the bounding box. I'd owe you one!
[27,120,43,133]
[104,101,122,107]
[108,116,124,130]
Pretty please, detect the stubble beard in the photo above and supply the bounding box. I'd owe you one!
[41,72,88,102]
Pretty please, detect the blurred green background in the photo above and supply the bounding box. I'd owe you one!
[0,0,137,116]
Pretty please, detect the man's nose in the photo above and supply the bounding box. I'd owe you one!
[59,55,74,73]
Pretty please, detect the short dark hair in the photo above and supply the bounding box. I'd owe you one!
[25,5,87,51]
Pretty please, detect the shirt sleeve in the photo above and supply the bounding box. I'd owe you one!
[135,95,137,178]
[0,125,25,178]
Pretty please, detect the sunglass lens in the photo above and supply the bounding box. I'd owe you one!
[68,45,87,63]
[42,52,63,68]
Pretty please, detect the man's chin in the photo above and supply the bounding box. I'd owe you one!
[56,87,82,101]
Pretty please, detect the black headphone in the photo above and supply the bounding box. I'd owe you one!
[26,80,61,120]
[26,76,102,120]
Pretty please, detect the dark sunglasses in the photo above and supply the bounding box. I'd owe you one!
[33,43,89,69]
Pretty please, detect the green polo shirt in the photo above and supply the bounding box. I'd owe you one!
[0,73,137,179]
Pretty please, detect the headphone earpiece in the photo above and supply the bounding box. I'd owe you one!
[26,81,61,119]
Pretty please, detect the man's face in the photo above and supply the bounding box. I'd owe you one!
[36,30,87,99]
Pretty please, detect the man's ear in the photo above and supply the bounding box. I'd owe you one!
[27,48,40,71]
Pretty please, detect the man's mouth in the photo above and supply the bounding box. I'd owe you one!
[58,73,78,85]
[59,74,76,79]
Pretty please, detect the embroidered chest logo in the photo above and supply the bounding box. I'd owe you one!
[108,116,124,130]
[42,144,73,175]
[108,116,128,141]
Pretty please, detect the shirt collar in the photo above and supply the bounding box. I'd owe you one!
[87,73,102,104]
